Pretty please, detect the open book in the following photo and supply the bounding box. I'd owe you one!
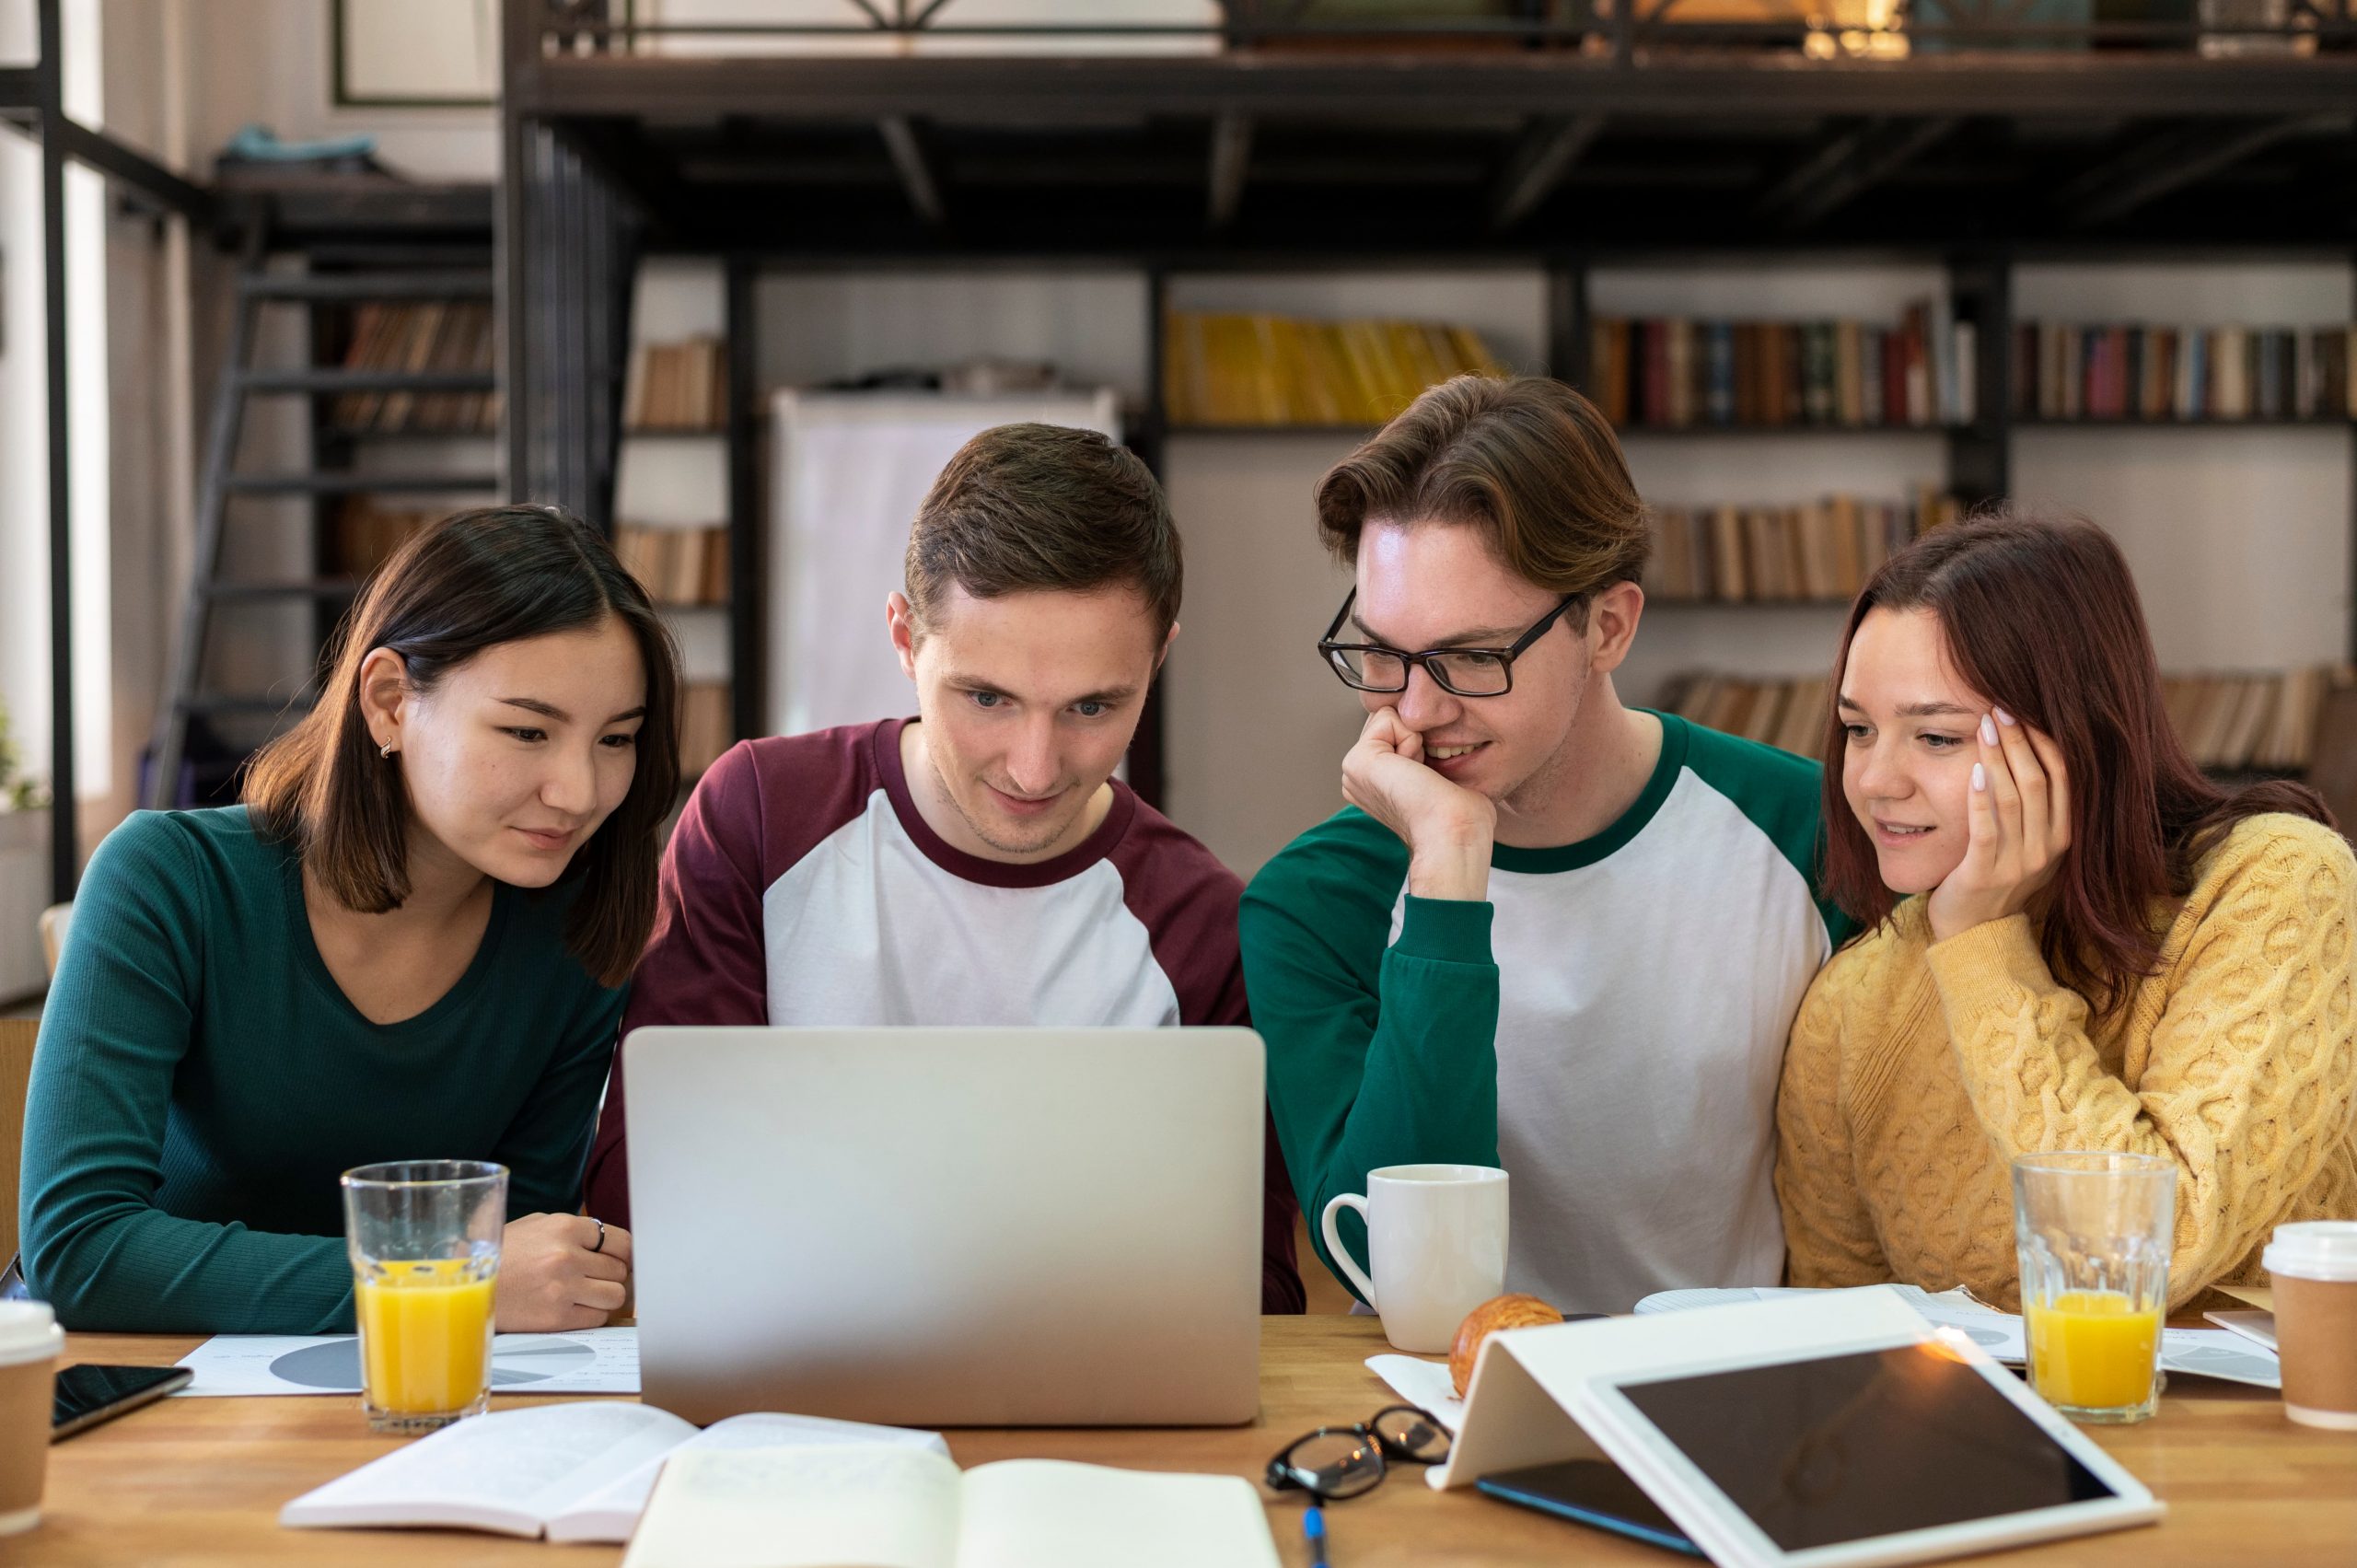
[622,1445,1279,1568]
[279,1402,947,1543]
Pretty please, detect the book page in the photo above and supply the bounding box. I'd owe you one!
[956,1461,1279,1568]
[621,1445,962,1568]
[547,1411,950,1543]
[280,1402,697,1535]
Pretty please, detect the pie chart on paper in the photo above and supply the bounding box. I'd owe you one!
[266,1333,602,1390]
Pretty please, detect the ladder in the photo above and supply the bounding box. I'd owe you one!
[145,217,499,809]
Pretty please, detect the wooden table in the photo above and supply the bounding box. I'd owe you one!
[25,1316,2356,1565]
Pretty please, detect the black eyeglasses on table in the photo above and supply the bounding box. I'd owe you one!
[1264,1403,1453,1502]
[1317,589,1579,697]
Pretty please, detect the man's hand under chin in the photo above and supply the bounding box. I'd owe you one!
[1341,708,1498,903]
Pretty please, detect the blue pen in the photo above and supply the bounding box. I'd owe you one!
[1304,1505,1329,1567]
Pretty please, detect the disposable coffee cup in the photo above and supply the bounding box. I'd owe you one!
[0,1302,64,1535]
[2263,1220,2357,1432]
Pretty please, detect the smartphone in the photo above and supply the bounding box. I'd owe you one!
[52,1365,192,1441]
[1477,1458,1702,1557]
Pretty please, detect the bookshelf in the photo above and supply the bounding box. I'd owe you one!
[615,256,761,786]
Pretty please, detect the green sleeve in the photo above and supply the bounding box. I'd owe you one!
[19,816,354,1333]
[1241,814,1502,1303]
[493,977,626,1218]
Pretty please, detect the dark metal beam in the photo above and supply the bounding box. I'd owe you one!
[1491,113,1607,232]
[0,67,36,113]
[511,52,2357,122]
[1758,116,1958,231]
[2059,113,2349,229]
[51,117,210,222]
[877,114,946,226]
[38,0,75,900]
[1207,111,1251,231]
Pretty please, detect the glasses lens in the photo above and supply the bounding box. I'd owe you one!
[1284,1430,1386,1499]
[1372,1406,1452,1463]
[1427,650,1511,696]
[1328,646,1407,691]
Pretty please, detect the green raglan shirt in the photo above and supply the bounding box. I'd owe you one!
[1242,714,1850,1315]
[19,807,624,1333]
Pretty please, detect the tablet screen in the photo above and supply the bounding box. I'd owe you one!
[1617,1344,2118,1551]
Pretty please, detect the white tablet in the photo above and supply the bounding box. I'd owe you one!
[1591,1340,2156,1566]
[1434,1288,2163,1568]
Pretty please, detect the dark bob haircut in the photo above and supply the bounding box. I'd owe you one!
[245,504,683,986]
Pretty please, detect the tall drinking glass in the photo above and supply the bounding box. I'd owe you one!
[2012,1152,2175,1424]
[341,1160,506,1434]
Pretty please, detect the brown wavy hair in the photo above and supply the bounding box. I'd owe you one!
[1818,506,2333,1017]
[245,505,682,986]
[1314,374,1647,629]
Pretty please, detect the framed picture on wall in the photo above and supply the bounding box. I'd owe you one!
[333,0,501,108]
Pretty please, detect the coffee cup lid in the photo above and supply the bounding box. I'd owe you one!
[0,1301,63,1363]
[2264,1220,2357,1283]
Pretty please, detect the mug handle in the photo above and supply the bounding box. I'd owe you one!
[1319,1191,1379,1309]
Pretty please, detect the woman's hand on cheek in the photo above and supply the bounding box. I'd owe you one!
[493,1213,633,1331]
[1926,708,2073,944]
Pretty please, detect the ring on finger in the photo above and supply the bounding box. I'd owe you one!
[589,1216,607,1255]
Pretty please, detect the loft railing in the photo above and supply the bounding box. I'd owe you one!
[524,0,2357,65]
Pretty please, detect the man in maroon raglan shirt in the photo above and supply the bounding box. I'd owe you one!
[587,423,1304,1312]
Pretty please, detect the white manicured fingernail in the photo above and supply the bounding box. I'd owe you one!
[1994,706,2016,726]
[1980,715,1998,746]
[1972,762,1987,792]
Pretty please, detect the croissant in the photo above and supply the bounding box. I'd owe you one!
[1449,1293,1563,1397]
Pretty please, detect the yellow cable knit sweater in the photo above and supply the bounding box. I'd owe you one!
[1776,813,2357,1310]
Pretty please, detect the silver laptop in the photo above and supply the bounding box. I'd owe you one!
[625,1026,1266,1427]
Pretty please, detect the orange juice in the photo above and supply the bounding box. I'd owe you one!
[2026,1289,2161,1411]
[354,1257,496,1415]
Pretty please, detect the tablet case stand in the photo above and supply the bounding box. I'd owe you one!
[1428,1286,2165,1568]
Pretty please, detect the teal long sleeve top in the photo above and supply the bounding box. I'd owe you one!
[19,807,626,1334]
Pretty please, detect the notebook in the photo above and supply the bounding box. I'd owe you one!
[278,1401,946,1542]
[620,1444,1281,1568]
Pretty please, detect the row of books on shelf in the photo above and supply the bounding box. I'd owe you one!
[1644,488,1964,604]
[2012,322,2356,424]
[614,524,731,608]
[624,338,729,433]
[1586,305,1975,430]
[333,502,434,576]
[1161,311,1507,427]
[1665,666,2342,774]
[333,302,499,433]
[2161,668,2337,773]
[679,681,733,780]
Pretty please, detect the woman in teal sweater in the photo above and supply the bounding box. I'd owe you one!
[21,505,683,1333]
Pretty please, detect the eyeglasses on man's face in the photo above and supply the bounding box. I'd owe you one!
[1317,589,1579,698]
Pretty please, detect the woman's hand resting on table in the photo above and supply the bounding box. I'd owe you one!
[1925,708,2073,945]
[493,1213,632,1331]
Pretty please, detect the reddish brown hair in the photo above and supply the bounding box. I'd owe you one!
[245,505,682,987]
[1315,374,1647,631]
[1819,507,2333,1018]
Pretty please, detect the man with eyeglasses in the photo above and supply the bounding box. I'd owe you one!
[1242,375,1848,1317]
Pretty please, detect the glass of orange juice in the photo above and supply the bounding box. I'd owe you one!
[341,1160,506,1434]
[2013,1152,2174,1424]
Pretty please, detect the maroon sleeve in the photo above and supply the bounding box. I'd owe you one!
[1111,796,1306,1314]
[588,723,894,1228]
[585,741,772,1227]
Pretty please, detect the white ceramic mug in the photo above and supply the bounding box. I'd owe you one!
[1320,1164,1508,1353]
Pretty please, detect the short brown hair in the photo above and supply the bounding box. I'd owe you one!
[1315,375,1647,627]
[905,423,1181,637]
[244,505,683,987]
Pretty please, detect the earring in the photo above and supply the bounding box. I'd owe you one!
[380,740,397,760]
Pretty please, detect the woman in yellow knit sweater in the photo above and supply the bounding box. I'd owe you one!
[1776,509,2357,1309]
